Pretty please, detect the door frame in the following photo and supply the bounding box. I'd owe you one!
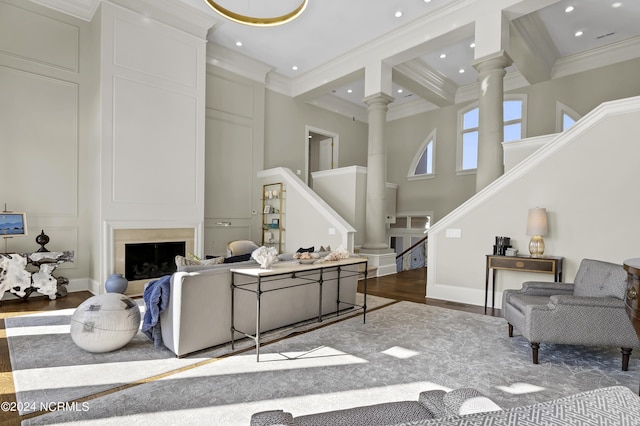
[304,125,339,185]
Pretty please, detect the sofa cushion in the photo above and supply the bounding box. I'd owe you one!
[223,253,253,263]
[175,255,224,267]
[294,401,432,426]
[507,294,551,315]
[573,259,627,299]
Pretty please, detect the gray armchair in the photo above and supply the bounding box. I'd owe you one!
[502,258,639,370]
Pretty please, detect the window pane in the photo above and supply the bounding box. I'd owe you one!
[503,123,522,142]
[413,141,432,175]
[463,108,479,129]
[504,100,522,121]
[563,113,575,131]
[462,131,478,169]
[390,217,407,229]
[410,216,429,229]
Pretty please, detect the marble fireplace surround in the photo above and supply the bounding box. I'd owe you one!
[113,228,195,296]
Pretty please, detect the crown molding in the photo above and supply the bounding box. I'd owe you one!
[387,98,438,122]
[28,0,100,21]
[108,0,218,39]
[207,43,273,84]
[393,59,456,106]
[305,94,368,123]
[455,69,529,104]
[552,35,640,79]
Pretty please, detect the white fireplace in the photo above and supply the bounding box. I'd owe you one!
[112,228,195,296]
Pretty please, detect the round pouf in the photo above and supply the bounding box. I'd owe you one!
[70,293,141,353]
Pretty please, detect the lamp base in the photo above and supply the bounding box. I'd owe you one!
[529,236,545,257]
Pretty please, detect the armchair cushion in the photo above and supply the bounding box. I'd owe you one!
[573,259,627,299]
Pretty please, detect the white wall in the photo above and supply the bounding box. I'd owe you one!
[427,96,640,309]
[96,2,212,288]
[312,166,366,247]
[0,0,92,291]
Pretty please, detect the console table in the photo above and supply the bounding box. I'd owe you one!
[230,257,368,361]
[485,254,563,314]
[0,251,74,301]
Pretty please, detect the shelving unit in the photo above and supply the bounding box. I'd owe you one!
[261,182,285,253]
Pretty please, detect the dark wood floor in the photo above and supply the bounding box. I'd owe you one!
[0,268,499,425]
[359,267,502,318]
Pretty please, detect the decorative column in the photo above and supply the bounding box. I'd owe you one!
[362,93,394,250]
[473,52,512,192]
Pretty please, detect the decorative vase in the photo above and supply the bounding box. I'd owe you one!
[105,273,128,294]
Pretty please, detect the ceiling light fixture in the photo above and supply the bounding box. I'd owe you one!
[235,41,243,47]
[439,53,447,59]
[292,65,299,71]
[395,11,403,18]
[470,42,476,48]
[574,30,584,37]
[459,68,465,73]
[565,6,575,13]
[203,0,308,27]
[612,2,623,7]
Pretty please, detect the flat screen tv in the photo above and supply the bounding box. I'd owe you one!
[0,212,28,236]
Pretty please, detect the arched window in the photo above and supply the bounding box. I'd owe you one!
[408,130,436,180]
[556,102,580,132]
[457,95,526,173]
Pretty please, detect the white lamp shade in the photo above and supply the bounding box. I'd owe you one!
[526,208,548,236]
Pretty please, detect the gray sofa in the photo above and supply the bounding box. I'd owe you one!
[159,256,360,357]
[251,386,640,426]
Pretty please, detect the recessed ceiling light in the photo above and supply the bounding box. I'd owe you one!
[397,89,404,94]
[574,30,584,37]
[424,0,431,3]
[292,65,298,71]
[439,53,447,59]
[395,10,403,18]
[235,41,243,47]
[565,6,575,13]
[347,89,353,94]
[470,42,476,48]
[458,68,465,74]
[612,2,623,7]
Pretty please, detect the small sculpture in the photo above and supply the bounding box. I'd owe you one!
[36,230,50,252]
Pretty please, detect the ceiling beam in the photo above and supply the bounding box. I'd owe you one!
[393,60,456,107]
[508,13,558,84]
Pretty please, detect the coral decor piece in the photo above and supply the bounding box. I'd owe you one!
[252,246,279,269]
[324,246,351,261]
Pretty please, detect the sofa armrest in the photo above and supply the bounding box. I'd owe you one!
[250,410,295,426]
[548,294,626,308]
[418,388,501,417]
[442,388,502,416]
[520,281,574,295]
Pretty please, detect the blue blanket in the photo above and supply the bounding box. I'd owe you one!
[142,274,171,348]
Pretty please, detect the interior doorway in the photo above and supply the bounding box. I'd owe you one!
[305,125,339,187]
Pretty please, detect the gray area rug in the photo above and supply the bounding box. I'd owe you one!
[7,293,392,416]
[14,300,639,425]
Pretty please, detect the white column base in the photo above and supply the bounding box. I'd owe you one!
[358,251,397,277]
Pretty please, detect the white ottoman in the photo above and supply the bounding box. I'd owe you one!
[70,293,141,353]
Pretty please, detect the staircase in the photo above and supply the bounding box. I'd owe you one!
[427,95,640,309]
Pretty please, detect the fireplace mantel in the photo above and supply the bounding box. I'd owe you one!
[113,228,195,296]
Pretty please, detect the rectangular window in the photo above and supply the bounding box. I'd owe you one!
[462,131,478,170]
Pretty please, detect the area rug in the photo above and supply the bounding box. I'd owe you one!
[18,300,639,425]
[6,293,394,416]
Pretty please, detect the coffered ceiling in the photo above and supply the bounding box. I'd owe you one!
[30,0,640,119]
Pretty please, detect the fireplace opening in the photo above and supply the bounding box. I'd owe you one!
[124,241,185,281]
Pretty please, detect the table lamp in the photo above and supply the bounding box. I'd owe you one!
[526,207,548,257]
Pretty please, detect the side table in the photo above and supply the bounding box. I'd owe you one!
[485,255,563,314]
[0,251,74,301]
